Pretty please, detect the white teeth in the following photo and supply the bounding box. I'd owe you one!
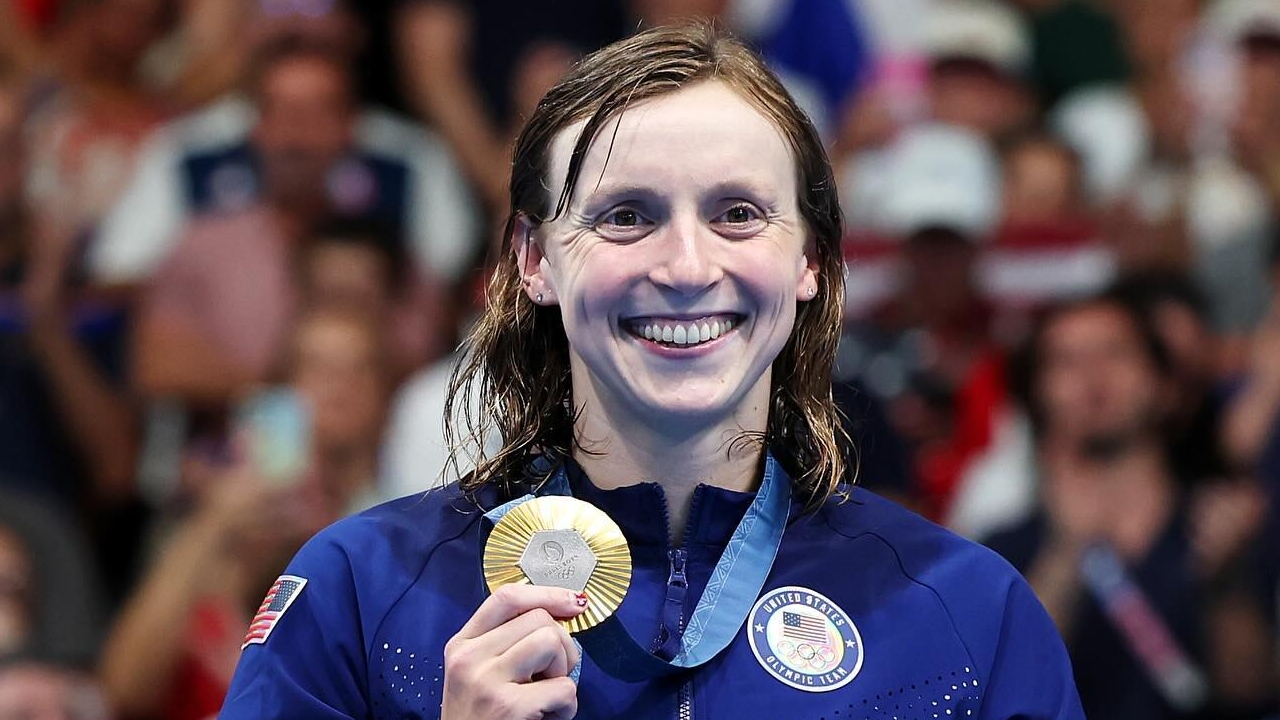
[633,317,739,346]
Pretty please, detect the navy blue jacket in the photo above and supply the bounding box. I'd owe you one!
[219,468,1083,720]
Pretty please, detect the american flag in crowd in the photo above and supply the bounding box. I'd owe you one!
[782,611,830,645]
[243,575,307,648]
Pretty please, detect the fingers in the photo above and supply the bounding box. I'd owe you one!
[442,588,584,720]
[466,607,578,667]
[495,623,577,681]
[520,677,578,720]
[456,584,587,641]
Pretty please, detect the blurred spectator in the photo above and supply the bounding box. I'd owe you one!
[102,307,389,720]
[131,45,450,409]
[22,0,176,238]
[0,658,111,720]
[1049,84,1150,206]
[1225,241,1280,577]
[285,308,393,511]
[979,129,1116,313]
[1225,239,1280,473]
[1091,0,1280,363]
[727,0,873,140]
[840,0,1036,259]
[300,218,445,379]
[1205,0,1280,349]
[0,72,140,505]
[157,0,362,111]
[837,123,1011,522]
[1111,272,1233,483]
[837,0,1035,157]
[0,491,104,668]
[985,292,1275,720]
[923,0,1036,143]
[91,34,478,289]
[395,0,630,210]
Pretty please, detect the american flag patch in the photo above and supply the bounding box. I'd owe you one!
[242,575,307,648]
[782,611,829,644]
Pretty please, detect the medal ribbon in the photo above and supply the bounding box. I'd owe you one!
[483,452,792,682]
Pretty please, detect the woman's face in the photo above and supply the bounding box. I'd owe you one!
[526,81,816,431]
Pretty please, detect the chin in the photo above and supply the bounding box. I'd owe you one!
[627,380,759,427]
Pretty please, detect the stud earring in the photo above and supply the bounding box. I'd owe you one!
[535,293,544,303]
[808,286,817,297]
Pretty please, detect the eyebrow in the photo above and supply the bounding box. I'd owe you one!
[575,178,781,214]
[572,184,664,217]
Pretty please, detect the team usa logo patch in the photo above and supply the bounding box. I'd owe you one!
[242,575,307,649]
[748,586,864,692]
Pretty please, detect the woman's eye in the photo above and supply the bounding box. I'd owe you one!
[723,205,757,224]
[606,208,642,227]
[594,206,653,240]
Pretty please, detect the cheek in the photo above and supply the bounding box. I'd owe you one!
[555,249,641,320]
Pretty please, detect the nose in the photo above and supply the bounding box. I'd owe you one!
[650,215,723,297]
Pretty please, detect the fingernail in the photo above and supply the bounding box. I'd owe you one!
[574,592,589,608]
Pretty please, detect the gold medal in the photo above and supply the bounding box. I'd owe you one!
[484,495,631,634]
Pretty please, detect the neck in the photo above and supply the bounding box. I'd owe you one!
[571,379,770,545]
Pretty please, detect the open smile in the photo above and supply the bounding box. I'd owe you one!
[623,313,745,349]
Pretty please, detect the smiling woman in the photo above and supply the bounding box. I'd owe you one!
[451,30,848,518]
[218,22,1085,720]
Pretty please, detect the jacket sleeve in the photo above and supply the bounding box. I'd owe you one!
[219,526,370,719]
[977,577,1085,720]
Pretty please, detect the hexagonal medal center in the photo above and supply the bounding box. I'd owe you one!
[519,529,598,592]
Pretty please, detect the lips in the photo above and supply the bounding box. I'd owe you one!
[624,314,744,348]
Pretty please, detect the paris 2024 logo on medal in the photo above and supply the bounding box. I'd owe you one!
[748,586,864,692]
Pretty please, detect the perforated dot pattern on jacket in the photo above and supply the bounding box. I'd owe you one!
[809,666,982,720]
[371,642,444,719]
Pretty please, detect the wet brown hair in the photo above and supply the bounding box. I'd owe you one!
[444,22,851,509]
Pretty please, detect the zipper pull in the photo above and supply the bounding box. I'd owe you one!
[668,548,688,591]
[653,548,690,659]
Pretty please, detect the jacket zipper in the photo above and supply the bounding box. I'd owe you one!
[677,679,694,720]
[667,549,693,720]
[662,490,700,720]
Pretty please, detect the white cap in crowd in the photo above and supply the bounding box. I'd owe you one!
[924,0,1032,77]
[879,122,1002,240]
[1050,85,1152,205]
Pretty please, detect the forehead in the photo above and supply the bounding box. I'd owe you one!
[546,81,797,205]
[1043,305,1141,352]
[261,57,347,97]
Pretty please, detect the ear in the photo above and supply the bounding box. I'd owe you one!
[513,214,558,306]
[794,246,820,302]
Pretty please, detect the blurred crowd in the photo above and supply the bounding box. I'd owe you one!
[0,0,1278,718]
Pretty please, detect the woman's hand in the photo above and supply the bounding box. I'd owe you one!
[442,585,588,720]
